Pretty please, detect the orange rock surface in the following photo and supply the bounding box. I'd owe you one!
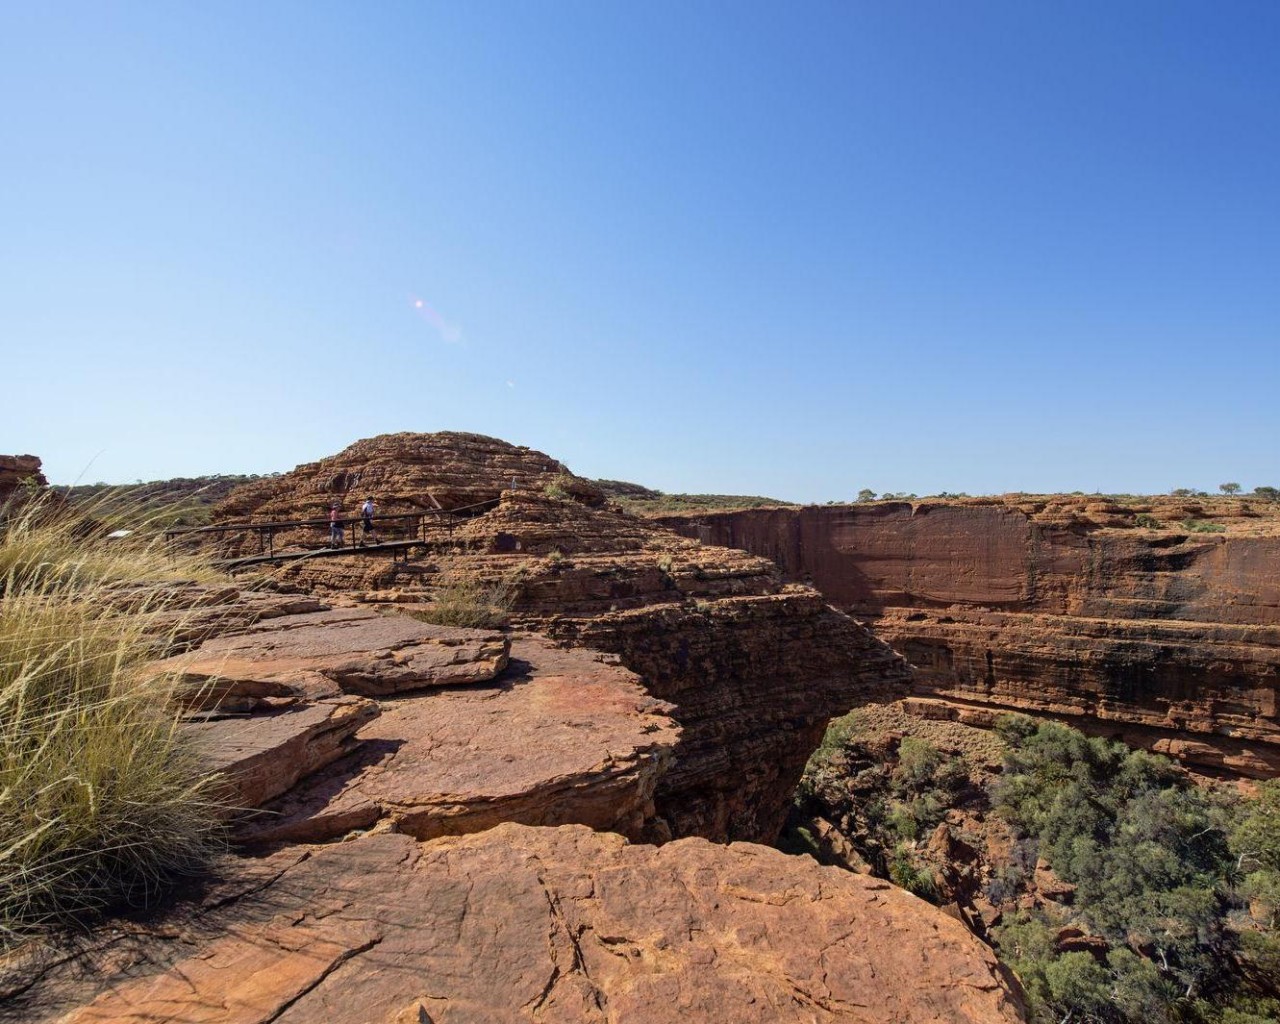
[21,826,1023,1024]
[212,431,603,526]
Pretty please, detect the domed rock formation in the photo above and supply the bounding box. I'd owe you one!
[213,432,604,524]
[2,439,1028,1023]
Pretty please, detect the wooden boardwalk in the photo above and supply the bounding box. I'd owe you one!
[165,498,501,570]
[214,539,428,570]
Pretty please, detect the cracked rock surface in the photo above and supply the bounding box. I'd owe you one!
[151,607,510,699]
[237,637,679,844]
[21,825,1023,1024]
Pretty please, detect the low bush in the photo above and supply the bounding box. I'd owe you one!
[415,574,517,629]
[993,716,1280,1023]
[1183,520,1227,534]
[543,475,574,501]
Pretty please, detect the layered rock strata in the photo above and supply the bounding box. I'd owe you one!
[14,825,1024,1024]
[657,500,1280,777]
[0,453,46,505]
[254,488,912,843]
[158,600,678,844]
[212,431,604,526]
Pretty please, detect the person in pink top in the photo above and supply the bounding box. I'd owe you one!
[328,501,343,548]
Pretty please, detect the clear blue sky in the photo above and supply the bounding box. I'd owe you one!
[3,1,1278,501]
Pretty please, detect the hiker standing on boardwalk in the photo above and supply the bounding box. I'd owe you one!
[361,496,378,545]
[328,501,344,548]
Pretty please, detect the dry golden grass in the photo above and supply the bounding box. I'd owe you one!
[412,573,517,629]
[0,494,226,943]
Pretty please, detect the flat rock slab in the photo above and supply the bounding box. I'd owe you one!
[32,825,1024,1024]
[185,696,379,810]
[151,608,510,700]
[240,638,679,843]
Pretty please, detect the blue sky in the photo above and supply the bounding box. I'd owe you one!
[2,2,1277,501]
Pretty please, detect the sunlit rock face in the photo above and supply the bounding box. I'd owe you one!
[17,826,1026,1024]
[249,489,913,842]
[212,431,603,524]
[657,498,1280,778]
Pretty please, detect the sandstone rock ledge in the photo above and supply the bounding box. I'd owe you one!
[26,825,1023,1024]
[155,601,679,844]
[237,637,679,844]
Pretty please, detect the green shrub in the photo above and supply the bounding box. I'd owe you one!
[814,714,859,758]
[993,717,1246,1013]
[1183,520,1227,533]
[543,474,574,500]
[887,844,938,900]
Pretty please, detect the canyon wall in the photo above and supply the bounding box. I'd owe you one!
[271,487,912,843]
[657,499,1280,777]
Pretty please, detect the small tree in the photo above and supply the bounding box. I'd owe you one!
[856,488,877,502]
[1254,486,1280,502]
[1220,482,1242,495]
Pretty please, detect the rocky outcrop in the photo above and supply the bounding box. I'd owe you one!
[0,442,1029,1022]
[152,607,511,700]
[658,500,1280,777]
[262,488,912,843]
[0,454,46,505]
[158,599,678,844]
[212,432,604,525]
[188,696,379,810]
[236,636,679,845]
[14,825,1024,1024]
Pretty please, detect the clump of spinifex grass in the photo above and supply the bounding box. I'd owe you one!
[0,494,225,943]
[413,573,517,629]
[0,490,220,598]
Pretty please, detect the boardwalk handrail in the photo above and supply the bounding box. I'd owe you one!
[163,497,501,540]
[164,512,424,539]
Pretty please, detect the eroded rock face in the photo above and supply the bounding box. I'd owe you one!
[0,453,46,505]
[237,637,679,844]
[264,489,913,843]
[658,501,1280,777]
[212,432,604,525]
[21,825,1024,1024]
[153,599,677,843]
[151,607,510,699]
[187,696,379,810]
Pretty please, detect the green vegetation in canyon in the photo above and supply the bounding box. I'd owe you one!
[791,711,1280,1024]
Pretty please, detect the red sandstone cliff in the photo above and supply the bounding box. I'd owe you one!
[263,485,911,843]
[658,498,1280,777]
